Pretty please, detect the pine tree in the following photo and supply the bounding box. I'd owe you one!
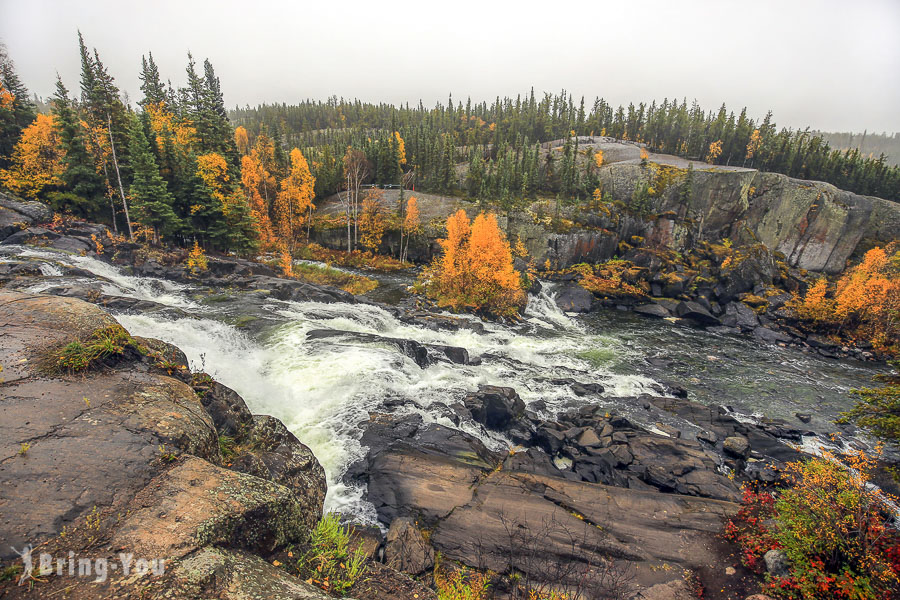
[127,113,180,242]
[50,77,106,219]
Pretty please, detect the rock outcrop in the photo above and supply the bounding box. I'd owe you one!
[0,291,332,599]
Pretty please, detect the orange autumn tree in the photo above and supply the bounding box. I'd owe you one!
[358,188,385,252]
[400,196,420,263]
[240,154,274,249]
[274,147,316,248]
[234,126,250,155]
[0,114,65,199]
[419,210,525,318]
[789,244,900,352]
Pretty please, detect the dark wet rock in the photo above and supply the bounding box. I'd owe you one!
[715,246,778,302]
[675,300,721,326]
[753,326,792,344]
[1,225,60,246]
[795,412,812,423]
[723,435,751,458]
[193,379,255,437]
[306,328,469,368]
[502,447,570,479]
[463,385,526,431]
[554,283,595,312]
[722,301,760,330]
[634,302,672,318]
[228,415,326,531]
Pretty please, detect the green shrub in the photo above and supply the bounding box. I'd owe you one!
[53,325,140,372]
[296,514,367,596]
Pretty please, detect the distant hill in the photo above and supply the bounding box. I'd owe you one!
[814,131,900,167]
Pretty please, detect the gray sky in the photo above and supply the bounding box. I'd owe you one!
[1,0,898,132]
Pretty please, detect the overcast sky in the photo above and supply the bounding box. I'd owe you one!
[1,0,898,133]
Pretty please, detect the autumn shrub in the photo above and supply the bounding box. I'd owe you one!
[434,559,491,600]
[185,241,208,274]
[296,514,368,596]
[725,452,900,599]
[724,488,781,571]
[418,210,525,318]
[571,260,648,300]
[295,242,408,272]
[788,245,900,353]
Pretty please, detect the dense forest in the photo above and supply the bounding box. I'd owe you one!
[231,94,900,203]
[1,35,899,260]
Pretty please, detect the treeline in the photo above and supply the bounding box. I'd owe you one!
[813,130,900,168]
[0,35,316,254]
[232,92,900,202]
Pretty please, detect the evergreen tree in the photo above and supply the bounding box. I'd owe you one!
[139,52,166,108]
[50,76,107,219]
[127,113,180,242]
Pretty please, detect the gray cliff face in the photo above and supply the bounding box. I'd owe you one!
[538,161,899,273]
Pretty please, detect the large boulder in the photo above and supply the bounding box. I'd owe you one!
[0,193,52,243]
[722,301,760,330]
[554,283,595,312]
[675,300,721,326]
[463,385,526,431]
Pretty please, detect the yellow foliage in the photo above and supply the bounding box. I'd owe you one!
[789,245,900,352]
[706,139,723,163]
[393,131,406,165]
[746,129,761,160]
[186,241,208,274]
[274,147,316,247]
[434,564,490,600]
[639,147,649,161]
[0,80,14,109]
[402,196,420,236]
[278,248,293,277]
[196,152,230,208]
[513,237,529,258]
[358,189,385,252]
[146,102,196,151]
[241,154,274,249]
[420,210,525,317]
[0,114,64,198]
[234,126,250,155]
[593,150,604,168]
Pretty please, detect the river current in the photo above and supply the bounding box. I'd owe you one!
[1,245,887,523]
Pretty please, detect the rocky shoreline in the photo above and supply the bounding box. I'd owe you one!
[0,193,890,599]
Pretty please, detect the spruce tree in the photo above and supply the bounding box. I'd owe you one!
[127,114,180,242]
[50,77,106,219]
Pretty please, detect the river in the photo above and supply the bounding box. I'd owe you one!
[2,245,888,524]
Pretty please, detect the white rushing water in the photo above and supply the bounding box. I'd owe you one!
[1,246,663,521]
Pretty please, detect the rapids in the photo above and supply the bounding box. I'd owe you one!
[1,245,888,522]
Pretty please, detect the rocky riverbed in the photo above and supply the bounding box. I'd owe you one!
[0,194,894,599]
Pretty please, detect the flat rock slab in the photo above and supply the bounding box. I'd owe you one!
[113,456,308,560]
[368,443,737,590]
